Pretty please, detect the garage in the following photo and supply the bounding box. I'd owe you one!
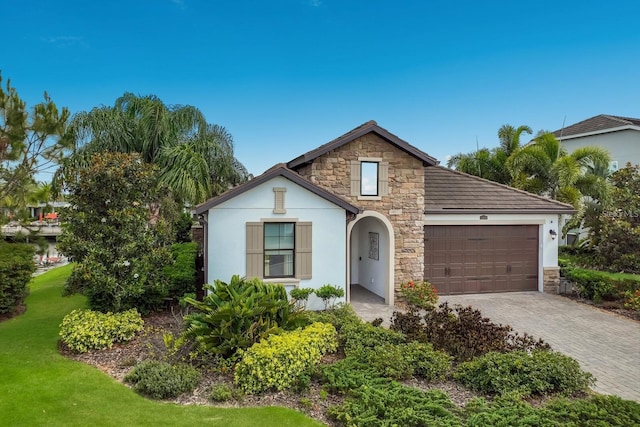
[424,225,539,295]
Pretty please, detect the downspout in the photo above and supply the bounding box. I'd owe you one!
[197,212,208,300]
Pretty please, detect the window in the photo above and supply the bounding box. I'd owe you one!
[350,158,389,198]
[360,162,378,196]
[246,222,312,280]
[264,223,294,277]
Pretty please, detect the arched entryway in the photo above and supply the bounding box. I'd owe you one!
[346,211,394,305]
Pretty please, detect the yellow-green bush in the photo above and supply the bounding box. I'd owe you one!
[234,322,338,393]
[59,308,144,353]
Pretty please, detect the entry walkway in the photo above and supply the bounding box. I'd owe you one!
[351,290,640,402]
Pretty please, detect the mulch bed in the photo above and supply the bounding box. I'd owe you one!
[559,294,640,322]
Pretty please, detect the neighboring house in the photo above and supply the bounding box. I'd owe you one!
[553,114,640,171]
[195,121,574,307]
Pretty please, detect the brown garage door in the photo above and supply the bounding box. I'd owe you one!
[424,225,539,295]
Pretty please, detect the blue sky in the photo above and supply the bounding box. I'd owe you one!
[4,0,639,177]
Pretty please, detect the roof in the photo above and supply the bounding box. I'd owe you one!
[424,166,576,214]
[553,114,640,140]
[195,164,360,215]
[288,120,438,169]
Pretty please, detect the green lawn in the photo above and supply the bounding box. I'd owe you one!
[0,265,322,427]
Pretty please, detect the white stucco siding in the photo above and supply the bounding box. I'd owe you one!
[561,129,640,168]
[424,213,561,291]
[205,176,347,310]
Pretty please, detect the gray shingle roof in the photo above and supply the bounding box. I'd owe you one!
[424,166,575,214]
[552,114,640,139]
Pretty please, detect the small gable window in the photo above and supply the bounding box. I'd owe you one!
[360,162,378,196]
[351,158,389,199]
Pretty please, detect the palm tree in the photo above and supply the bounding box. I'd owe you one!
[55,93,247,205]
[506,131,611,208]
[447,124,532,185]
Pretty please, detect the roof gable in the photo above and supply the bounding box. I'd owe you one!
[195,164,360,215]
[425,166,576,214]
[553,114,640,140]
[288,120,438,169]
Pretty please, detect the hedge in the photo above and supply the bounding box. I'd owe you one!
[0,242,35,314]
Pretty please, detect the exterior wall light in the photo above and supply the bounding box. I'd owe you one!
[549,229,557,240]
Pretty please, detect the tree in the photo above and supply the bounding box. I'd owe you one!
[506,132,610,208]
[57,152,173,313]
[0,72,71,205]
[447,124,531,185]
[585,163,640,273]
[55,93,247,205]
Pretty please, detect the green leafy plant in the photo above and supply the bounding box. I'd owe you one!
[314,284,344,310]
[399,279,438,310]
[183,275,299,358]
[320,357,389,394]
[290,287,314,310]
[0,242,35,314]
[454,350,595,396]
[59,308,144,353]
[234,322,338,394]
[124,360,201,399]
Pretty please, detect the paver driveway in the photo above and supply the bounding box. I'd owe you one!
[352,291,640,402]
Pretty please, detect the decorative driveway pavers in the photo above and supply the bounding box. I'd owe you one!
[351,291,640,402]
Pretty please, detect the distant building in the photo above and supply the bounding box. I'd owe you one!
[553,114,640,170]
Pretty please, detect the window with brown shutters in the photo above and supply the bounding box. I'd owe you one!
[246,221,312,280]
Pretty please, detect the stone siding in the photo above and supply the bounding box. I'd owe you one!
[543,266,560,294]
[294,133,425,297]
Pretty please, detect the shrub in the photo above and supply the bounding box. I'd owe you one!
[624,289,640,311]
[454,350,595,396]
[390,309,429,343]
[465,393,640,426]
[544,394,640,426]
[399,279,438,310]
[314,284,344,310]
[59,308,144,353]
[183,275,300,358]
[320,357,389,394]
[290,287,314,310]
[352,341,451,381]
[234,322,338,394]
[403,302,550,362]
[328,382,460,427]
[124,360,200,399]
[164,242,198,298]
[340,319,405,355]
[209,383,234,402]
[303,304,360,332]
[0,242,35,314]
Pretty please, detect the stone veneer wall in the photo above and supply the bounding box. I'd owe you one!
[543,266,560,294]
[294,133,425,298]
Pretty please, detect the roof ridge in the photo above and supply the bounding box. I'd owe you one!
[430,165,575,210]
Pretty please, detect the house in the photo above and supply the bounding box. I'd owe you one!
[553,114,640,171]
[195,121,574,307]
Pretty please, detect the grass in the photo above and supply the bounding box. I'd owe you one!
[0,265,323,427]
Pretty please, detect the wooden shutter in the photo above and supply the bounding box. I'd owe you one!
[295,222,312,279]
[350,161,361,196]
[246,222,264,278]
[379,161,389,196]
